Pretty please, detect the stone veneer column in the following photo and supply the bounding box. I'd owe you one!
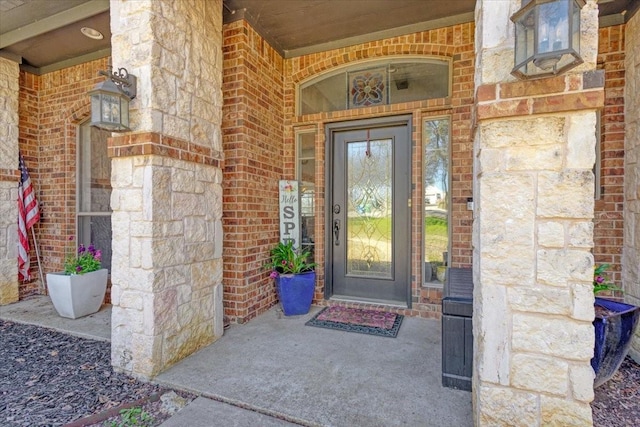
[109,0,224,378]
[0,57,20,305]
[624,11,640,361]
[473,0,602,425]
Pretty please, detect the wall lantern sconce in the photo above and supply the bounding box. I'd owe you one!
[88,67,137,132]
[511,0,584,79]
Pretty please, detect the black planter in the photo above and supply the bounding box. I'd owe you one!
[592,297,640,387]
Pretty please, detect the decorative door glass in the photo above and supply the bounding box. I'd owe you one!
[346,138,393,278]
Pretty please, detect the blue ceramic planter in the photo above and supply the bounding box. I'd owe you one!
[592,297,640,387]
[276,271,316,316]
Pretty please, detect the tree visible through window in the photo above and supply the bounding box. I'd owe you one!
[424,117,450,284]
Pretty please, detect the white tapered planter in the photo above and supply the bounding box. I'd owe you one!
[46,269,108,319]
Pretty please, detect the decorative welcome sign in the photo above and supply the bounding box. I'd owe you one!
[279,180,300,248]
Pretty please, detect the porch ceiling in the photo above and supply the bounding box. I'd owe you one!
[0,0,636,74]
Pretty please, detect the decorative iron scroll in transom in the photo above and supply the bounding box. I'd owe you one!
[346,138,393,278]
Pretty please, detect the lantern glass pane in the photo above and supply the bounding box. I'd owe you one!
[91,94,101,123]
[121,98,129,129]
[101,94,119,124]
[538,0,569,53]
[572,0,580,53]
[514,11,534,66]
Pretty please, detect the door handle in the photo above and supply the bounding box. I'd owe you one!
[333,219,340,246]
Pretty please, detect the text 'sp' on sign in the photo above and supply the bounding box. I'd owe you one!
[279,180,300,248]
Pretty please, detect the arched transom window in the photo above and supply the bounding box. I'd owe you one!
[298,57,451,115]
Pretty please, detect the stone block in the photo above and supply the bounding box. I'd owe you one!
[171,167,196,193]
[569,363,595,402]
[112,158,134,188]
[538,221,565,248]
[213,220,223,258]
[0,277,18,305]
[567,112,597,169]
[572,283,596,322]
[477,148,502,173]
[568,221,594,248]
[480,117,565,148]
[477,385,538,426]
[213,282,224,338]
[152,237,186,267]
[537,249,592,286]
[505,145,563,171]
[120,290,144,310]
[512,314,594,360]
[540,396,593,426]
[511,353,568,395]
[538,171,594,218]
[508,286,571,315]
[474,284,510,385]
[184,216,207,243]
[120,189,143,212]
[172,193,205,219]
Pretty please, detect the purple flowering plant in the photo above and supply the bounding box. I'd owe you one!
[593,263,621,295]
[63,236,102,275]
[266,241,316,278]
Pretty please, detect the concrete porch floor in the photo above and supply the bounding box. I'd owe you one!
[0,296,472,426]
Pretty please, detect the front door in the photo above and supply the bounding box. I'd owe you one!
[327,116,411,305]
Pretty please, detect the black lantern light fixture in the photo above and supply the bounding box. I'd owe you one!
[88,66,137,132]
[511,0,585,79]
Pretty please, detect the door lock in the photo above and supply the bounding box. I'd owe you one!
[333,219,340,246]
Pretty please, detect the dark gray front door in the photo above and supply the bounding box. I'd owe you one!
[327,117,411,304]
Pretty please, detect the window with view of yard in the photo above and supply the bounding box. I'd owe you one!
[423,117,450,285]
[77,121,112,271]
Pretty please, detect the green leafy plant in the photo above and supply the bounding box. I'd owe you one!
[266,241,316,277]
[63,236,102,275]
[106,406,153,427]
[593,263,622,295]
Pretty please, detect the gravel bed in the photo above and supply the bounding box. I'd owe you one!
[592,356,640,426]
[2,318,638,426]
[0,320,194,427]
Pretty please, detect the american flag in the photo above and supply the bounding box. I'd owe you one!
[18,154,40,281]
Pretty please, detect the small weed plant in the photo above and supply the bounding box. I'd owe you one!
[106,406,153,427]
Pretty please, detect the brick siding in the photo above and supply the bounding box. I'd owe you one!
[18,58,110,300]
[595,25,625,285]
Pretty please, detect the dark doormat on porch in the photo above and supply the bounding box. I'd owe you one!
[305,306,403,338]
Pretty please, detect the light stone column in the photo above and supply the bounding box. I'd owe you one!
[0,57,20,305]
[109,0,224,378]
[623,11,640,362]
[473,0,601,425]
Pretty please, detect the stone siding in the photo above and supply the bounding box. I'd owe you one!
[473,0,600,425]
[623,11,640,361]
[109,155,223,376]
[109,0,223,377]
[0,57,20,304]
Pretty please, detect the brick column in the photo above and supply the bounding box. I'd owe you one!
[623,11,640,361]
[473,0,601,425]
[0,57,20,305]
[109,0,224,378]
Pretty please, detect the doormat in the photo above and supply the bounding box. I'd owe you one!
[305,306,403,338]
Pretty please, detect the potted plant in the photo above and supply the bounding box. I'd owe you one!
[591,264,640,387]
[46,238,108,319]
[266,241,316,316]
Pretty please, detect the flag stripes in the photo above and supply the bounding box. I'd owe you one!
[18,154,40,282]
